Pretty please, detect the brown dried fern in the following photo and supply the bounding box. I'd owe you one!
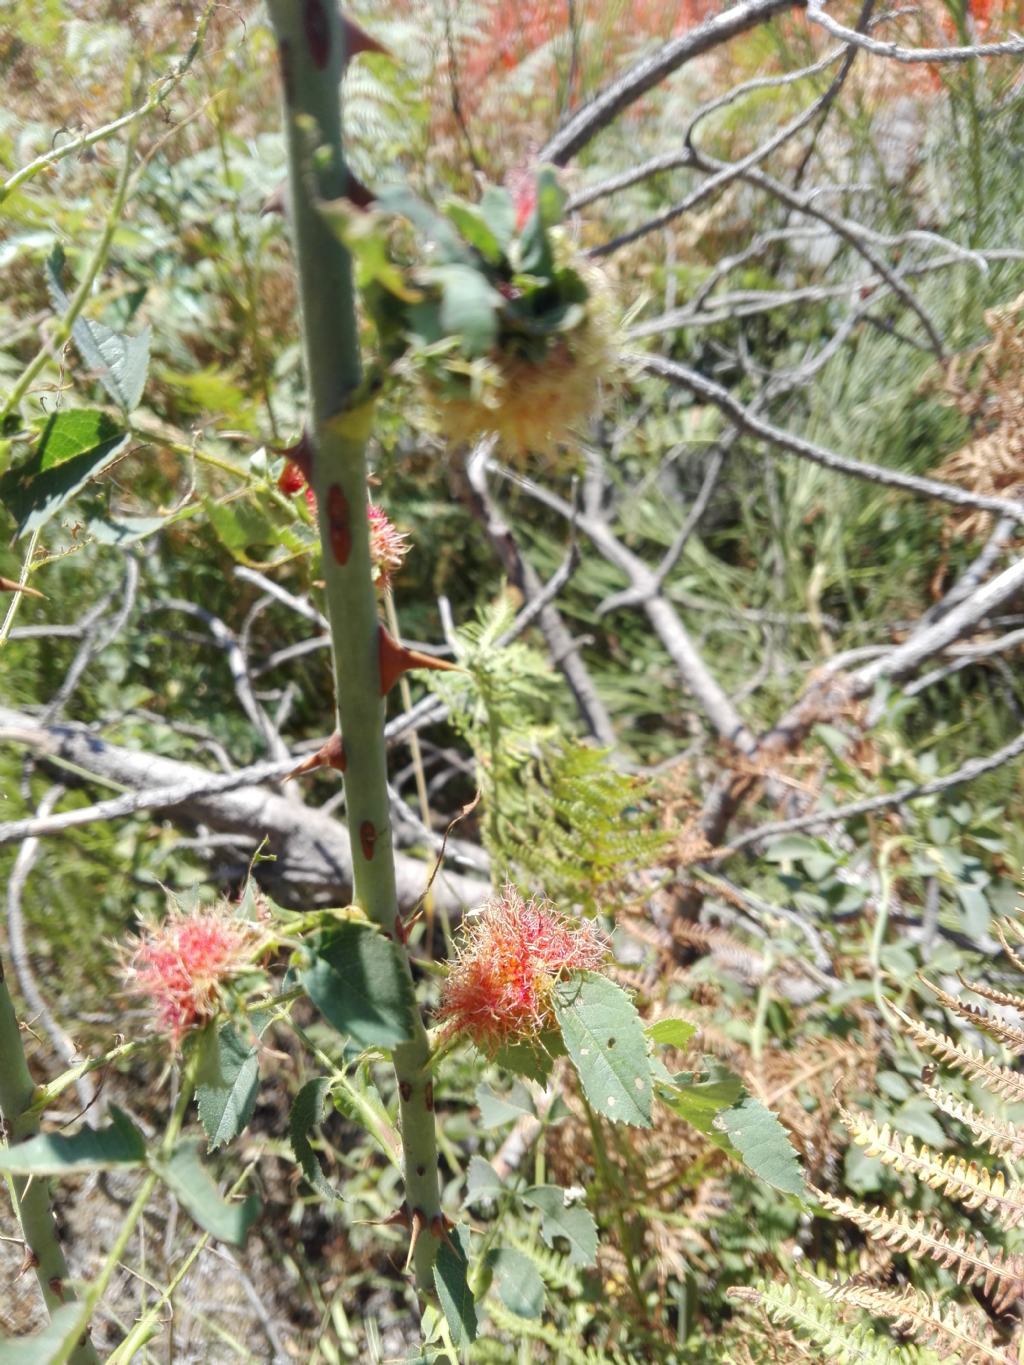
[956,971,1024,1016]
[811,1189,1024,1311]
[837,1104,1024,1228]
[891,1006,1024,1105]
[922,1083,1024,1164]
[919,979,1024,1057]
[823,1279,1011,1364]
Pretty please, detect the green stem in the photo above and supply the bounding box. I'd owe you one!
[0,113,140,425]
[263,0,442,1288]
[0,956,99,1364]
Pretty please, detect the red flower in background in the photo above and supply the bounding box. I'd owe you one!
[438,886,608,1053]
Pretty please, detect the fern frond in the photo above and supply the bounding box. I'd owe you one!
[922,1082,1024,1162]
[729,1280,922,1364]
[837,1104,1024,1227]
[824,1280,1010,1364]
[994,919,1024,975]
[919,979,1024,1056]
[956,970,1024,1016]
[891,1007,1024,1105]
[811,1189,1024,1310]
[486,1299,630,1365]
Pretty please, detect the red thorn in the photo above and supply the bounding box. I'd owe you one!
[406,1206,429,1268]
[0,576,44,599]
[345,170,375,210]
[327,484,352,565]
[284,731,346,782]
[429,1212,456,1249]
[360,819,377,861]
[48,1277,66,1302]
[380,1204,412,1228]
[16,1248,39,1280]
[341,13,390,63]
[272,431,314,483]
[394,913,408,945]
[378,626,461,697]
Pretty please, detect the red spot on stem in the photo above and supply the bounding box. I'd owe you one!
[278,38,294,101]
[304,0,331,68]
[424,1080,434,1112]
[327,484,352,565]
[399,1079,412,1103]
[360,820,377,860]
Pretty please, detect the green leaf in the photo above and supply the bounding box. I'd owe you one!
[196,1022,262,1152]
[553,973,652,1127]
[319,198,422,300]
[154,1139,260,1246]
[485,1247,545,1318]
[47,246,150,411]
[300,921,417,1049]
[479,185,517,249]
[0,409,130,537]
[425,264,502,358]
[476,1080,535,1129]
[373,182,473,265]
[433,1222,477,1347]
[492,1029,563,1084]
[658,1075,745,1135]
[289,1076,340,1200]
[714,1097,806,1198]
[521,1185,598,1267]
[464,1155,503,1207]
[517,167,566,276]
[0,1106,145,1175]
[0,1304,86,1365]
[646,1018,697,1049]
[444,200,505,265]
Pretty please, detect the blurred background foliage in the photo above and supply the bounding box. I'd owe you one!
[3,0,1024,1359]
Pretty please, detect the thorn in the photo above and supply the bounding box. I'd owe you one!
[344,169,375,210]
[48,1277,66,1303]
[261,180,287,217]
[341,12,391,64]
[405,1206,429,1272]
[378,626,461,697]
[429,1212,456,1250]
[271,430,314,482]
[15,1246,38,1280]
[0,576,43,599]
[284,731,346,781]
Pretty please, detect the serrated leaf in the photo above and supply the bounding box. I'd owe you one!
[300,922,417,1049]
[658,1075,745,1135]
[464,1155,503,1207]
[553,973,652,1128]
[486,1246,544,1318]
[433,1222,477,1347]
[492,1029,563,1084]
[646,1018,697,1049]
[154,1139,260,1246]
[289,1076,339,1200]
[196,1022,262,1151]
[476,1080,535,1129]
[0,409,130,537]
[0,1303,86,1365]
[714,1097,805,1198]
[521,1185,598,1267]
[47,246,150,411]
[0,1106,145,1175]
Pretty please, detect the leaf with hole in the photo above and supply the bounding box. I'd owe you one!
[553,972,652,1127]
[521,1185,598,1267]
